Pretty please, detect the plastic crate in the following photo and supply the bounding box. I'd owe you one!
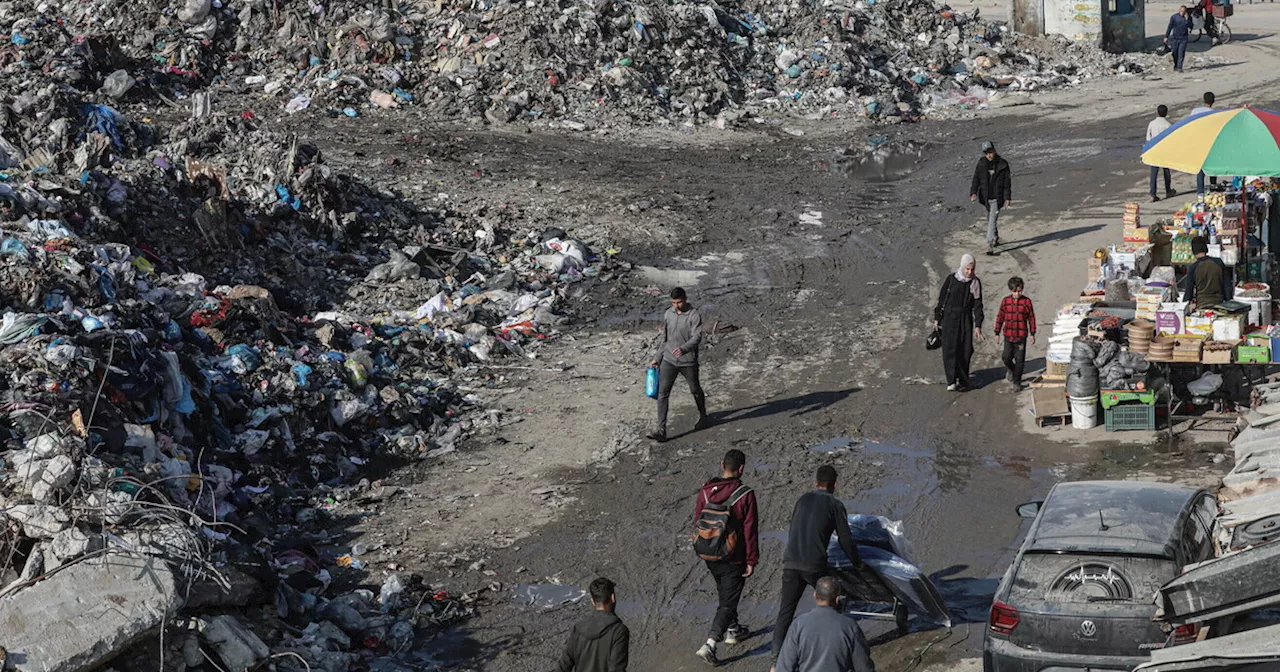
[1106,404,1156,432]
[1101,390,1156,410]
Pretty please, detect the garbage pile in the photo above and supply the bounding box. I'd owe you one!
[3,0,1154,125]
[0,77,610,672]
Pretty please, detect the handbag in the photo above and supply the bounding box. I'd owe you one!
[926,328,943,350]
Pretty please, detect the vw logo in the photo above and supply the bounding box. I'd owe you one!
[1080,620,1098,637]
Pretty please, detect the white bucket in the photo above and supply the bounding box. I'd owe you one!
[1237,292,1273,327]
[1070,395,1100,430]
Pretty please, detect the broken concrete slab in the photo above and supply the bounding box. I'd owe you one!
[0,551,179,672]
[201,615,270,672]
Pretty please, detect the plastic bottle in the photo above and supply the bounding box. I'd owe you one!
[345,359,368,388]
[646,366,660,398]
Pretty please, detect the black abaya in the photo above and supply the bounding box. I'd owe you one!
[934,274,984,387]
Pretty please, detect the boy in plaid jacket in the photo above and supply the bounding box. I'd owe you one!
[994,277,1036,389]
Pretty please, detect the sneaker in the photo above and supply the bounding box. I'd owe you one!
[696,643,720,666]
[693,417,712,431]
[946,383,959,391]
[646,431,668,443]
[985,247,996,256]
[723,626,747,645]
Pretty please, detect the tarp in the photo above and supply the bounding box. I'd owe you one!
[827,514,952,627]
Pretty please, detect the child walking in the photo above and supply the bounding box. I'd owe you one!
[994,277,1036,389]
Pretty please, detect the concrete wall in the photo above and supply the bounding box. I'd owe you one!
[1009,0,1145,51]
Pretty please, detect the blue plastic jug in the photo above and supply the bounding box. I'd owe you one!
[645,366,660,399]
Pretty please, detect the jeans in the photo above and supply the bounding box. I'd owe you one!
[656,361,706,434]
[772,568,826,657]
[1171,39,1187,71]
[1150,166,1172,196]
[1002,338,1027,383]
[1196,171,1218,194]
[986,201,1001,248]
[707,561,747,641]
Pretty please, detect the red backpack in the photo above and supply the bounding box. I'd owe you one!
[693,484,752,562]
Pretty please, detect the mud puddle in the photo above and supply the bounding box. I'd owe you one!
[510,583,585,608]
[821,140,928,183]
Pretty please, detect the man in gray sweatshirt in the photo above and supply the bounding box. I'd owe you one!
[774,576,876,672]
[648,287,708,442]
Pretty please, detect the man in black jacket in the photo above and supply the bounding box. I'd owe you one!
[770,465,863,665]
[557,578,630,672]
[970,141,1012,256]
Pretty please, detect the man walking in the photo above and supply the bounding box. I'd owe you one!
[648,287,708,442]
[774,576,876,672]
[771,466,863,663]
[556,577,630,672]
[1164,6,1190,72]
[693,449,760,666]
[1190,92,1218,193]
[1147,105,1177,202]
[970,141,1012,256]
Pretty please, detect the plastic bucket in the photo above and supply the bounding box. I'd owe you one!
[1070,395,1100,430]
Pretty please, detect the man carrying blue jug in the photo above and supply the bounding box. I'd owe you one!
[647,287,709,442]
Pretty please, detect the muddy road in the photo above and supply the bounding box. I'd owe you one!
[339,100,1232,672]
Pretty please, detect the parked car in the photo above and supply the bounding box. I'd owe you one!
[984,481,1217,672]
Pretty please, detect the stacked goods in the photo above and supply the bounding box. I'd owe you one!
[1136,284,1173,320]
[1236,283,1273,326]
[1213,314,1248,341]
[1156,302,1189,335]
[1174,338,1205,363]
[1123,202,1149,242]
[1172,234,1196,264]
[1109,243,1152,274]
[1205,192,1229,208]
[1048,304,1093,377]
[1127,319,1156,355]
[1203,340,1240,364]
[1088,248,1107,283]
[1148,337,1175,362]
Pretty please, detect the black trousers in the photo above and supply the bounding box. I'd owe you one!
[1002,338,1027,383]
[706,561,746,641]
[656,361,706,433]
[771,568,826,657]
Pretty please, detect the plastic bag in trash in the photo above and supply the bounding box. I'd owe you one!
[1187,372,1224,397]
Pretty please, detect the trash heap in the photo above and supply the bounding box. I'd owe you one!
[0,77,611,670]
[4,0,1154,125]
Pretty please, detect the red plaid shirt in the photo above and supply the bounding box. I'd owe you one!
[995,295,1036,342]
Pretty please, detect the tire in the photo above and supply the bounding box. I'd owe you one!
[1219,21,1232,43]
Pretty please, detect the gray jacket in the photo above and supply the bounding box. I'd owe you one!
[655,306,703,366]
[776,606,875,672]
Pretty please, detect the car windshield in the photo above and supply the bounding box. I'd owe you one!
[1009,552,1176,605]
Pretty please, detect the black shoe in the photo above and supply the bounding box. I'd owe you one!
[1151,195,1160,202]
[1167,189,1178,198]
[646,431,667,443]
[693,416,712,431]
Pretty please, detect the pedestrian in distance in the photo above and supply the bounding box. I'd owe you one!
[770,465,863,664]
[692,448,760,666]
[970,140,1012,256]
[1164,6,1191,72]
[648,287,709,443]
[556,577,630,672]
[774,576,876,672]
[1190,92,1219,194]
[994,276,1036,390]
[1146,105,1177,202]
[933,254,985,392]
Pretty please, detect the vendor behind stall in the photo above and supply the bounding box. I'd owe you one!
[1183,236,1233,308]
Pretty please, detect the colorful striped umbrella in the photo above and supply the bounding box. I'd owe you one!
[1142,107,1280,176]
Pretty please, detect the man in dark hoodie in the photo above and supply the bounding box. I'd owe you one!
[693,449,760,666]
[557,577,630,672]
[970,140,1012,256]
[648,286,708,442]
[771,465,863,664]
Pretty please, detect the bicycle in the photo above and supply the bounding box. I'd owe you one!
[1191,10,1234,43]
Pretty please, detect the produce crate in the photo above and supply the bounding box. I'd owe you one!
[1106,404,1156,432]
[1237,345,1270,364]
[1213,4,1233,18]
[1101,390,1156,410]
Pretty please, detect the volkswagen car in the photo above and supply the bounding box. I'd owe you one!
[983,481,1217,672]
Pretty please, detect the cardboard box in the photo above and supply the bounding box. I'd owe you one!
[1202,340,1240,364]
[1238,345,1270,364]
[1156,310,1185,335]
[1032,385,1068,419]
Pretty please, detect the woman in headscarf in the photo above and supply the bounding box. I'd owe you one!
[933,253,985,391]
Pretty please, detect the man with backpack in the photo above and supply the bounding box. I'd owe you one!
[692,449,760,666]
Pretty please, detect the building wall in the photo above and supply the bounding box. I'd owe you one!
[1008,0,1146,51]
[1102,0,1147,52]
[1045,0,1103,43]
